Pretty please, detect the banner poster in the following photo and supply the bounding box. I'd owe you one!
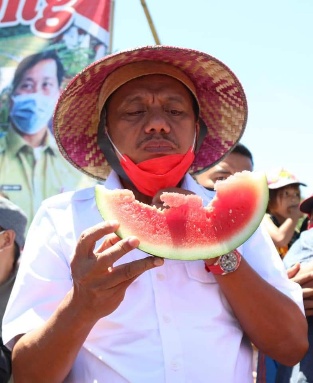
[0,0,112,230]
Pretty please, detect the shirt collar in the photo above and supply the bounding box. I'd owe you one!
[3,126,59,155]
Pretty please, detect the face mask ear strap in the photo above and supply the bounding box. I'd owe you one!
[191,130,197,152]
[195,118,207,153]
[97,108,130,181]
[104,128,124,160]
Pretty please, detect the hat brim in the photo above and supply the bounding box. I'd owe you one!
[53,45,248,181]
[300,195,313,214]
[268,180,307,189]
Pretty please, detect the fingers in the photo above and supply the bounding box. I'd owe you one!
[304,309,313,317]
[303,297,313,317]
[96,236,140,267]
[76,221,120,259]
[302,287,313,299]
[108,256,164,287]
[96,235,164,272]
[72,220,164,291]
[292,271,313,287]
[95,232,121,253]
[287,263,301,279]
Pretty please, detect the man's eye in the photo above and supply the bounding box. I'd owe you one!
[127,110,145,116]
[215,176,227,181]
[165,109,182,115]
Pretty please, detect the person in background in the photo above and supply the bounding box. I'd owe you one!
[283,194,313,382]
[284,194,313,265]
[258,194,313,383]
[262,168,306,258]
[194,142,253,190]
[0,50,95,231]
[194,146,311,383]
[0,197,27,383]
[194,141,259,381]
[300,215,310,233]
[2,45,308,383]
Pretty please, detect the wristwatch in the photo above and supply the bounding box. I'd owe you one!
[206,249,241,275]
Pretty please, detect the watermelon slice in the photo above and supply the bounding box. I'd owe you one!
[95,171,268,260]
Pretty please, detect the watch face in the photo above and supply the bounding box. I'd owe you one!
[220,252,238,272]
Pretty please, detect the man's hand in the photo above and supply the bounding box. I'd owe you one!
[288,205,303,222]
[11,221,164,383]
[70,221,164,322]
[287,262,313,317]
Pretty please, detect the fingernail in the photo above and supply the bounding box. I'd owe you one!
[128,236,139,247]
[154,257,164,266]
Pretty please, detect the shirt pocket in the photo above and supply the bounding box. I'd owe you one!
[184,260,236,321]
[184,260,218,284]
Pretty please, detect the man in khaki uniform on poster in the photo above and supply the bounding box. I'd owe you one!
[0,50,95,230]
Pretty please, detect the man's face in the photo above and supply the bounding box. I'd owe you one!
[195,152,253,189]
[271,185,302,219]
[14,58,60,101]
[106,74,198,164]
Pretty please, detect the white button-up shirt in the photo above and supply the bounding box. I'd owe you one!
[3,172,303,383]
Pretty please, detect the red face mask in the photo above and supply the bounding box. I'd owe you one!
[107,131,195,196]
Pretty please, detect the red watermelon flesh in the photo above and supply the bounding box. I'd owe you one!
[95,171,268,260]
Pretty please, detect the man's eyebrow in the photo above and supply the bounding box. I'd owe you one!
[122,93,189,105]
[165,95,189,103]
[213,169,232,176]
[122,95,145,104]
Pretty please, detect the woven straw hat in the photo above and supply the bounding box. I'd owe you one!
[53,45,248,181]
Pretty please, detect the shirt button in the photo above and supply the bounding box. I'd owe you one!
[163,315,171,323]
[157,273,165,281]
[171,361,181,370]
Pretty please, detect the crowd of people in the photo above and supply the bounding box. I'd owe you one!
[0,44,312,383]
[195,146,313,383]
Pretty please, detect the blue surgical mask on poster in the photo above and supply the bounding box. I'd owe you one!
[10,93,56,135]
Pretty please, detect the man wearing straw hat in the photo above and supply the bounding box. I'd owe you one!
[2,46,308,382]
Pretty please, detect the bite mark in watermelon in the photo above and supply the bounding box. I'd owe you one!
[95,171,269,260]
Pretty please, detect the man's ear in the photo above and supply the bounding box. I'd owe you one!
[0,229,16,250]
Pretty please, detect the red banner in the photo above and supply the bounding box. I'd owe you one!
[0,0,112,230]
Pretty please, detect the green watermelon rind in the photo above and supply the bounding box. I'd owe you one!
[95,171,269,260]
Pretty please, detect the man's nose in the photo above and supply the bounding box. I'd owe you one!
[144,112,171,134]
